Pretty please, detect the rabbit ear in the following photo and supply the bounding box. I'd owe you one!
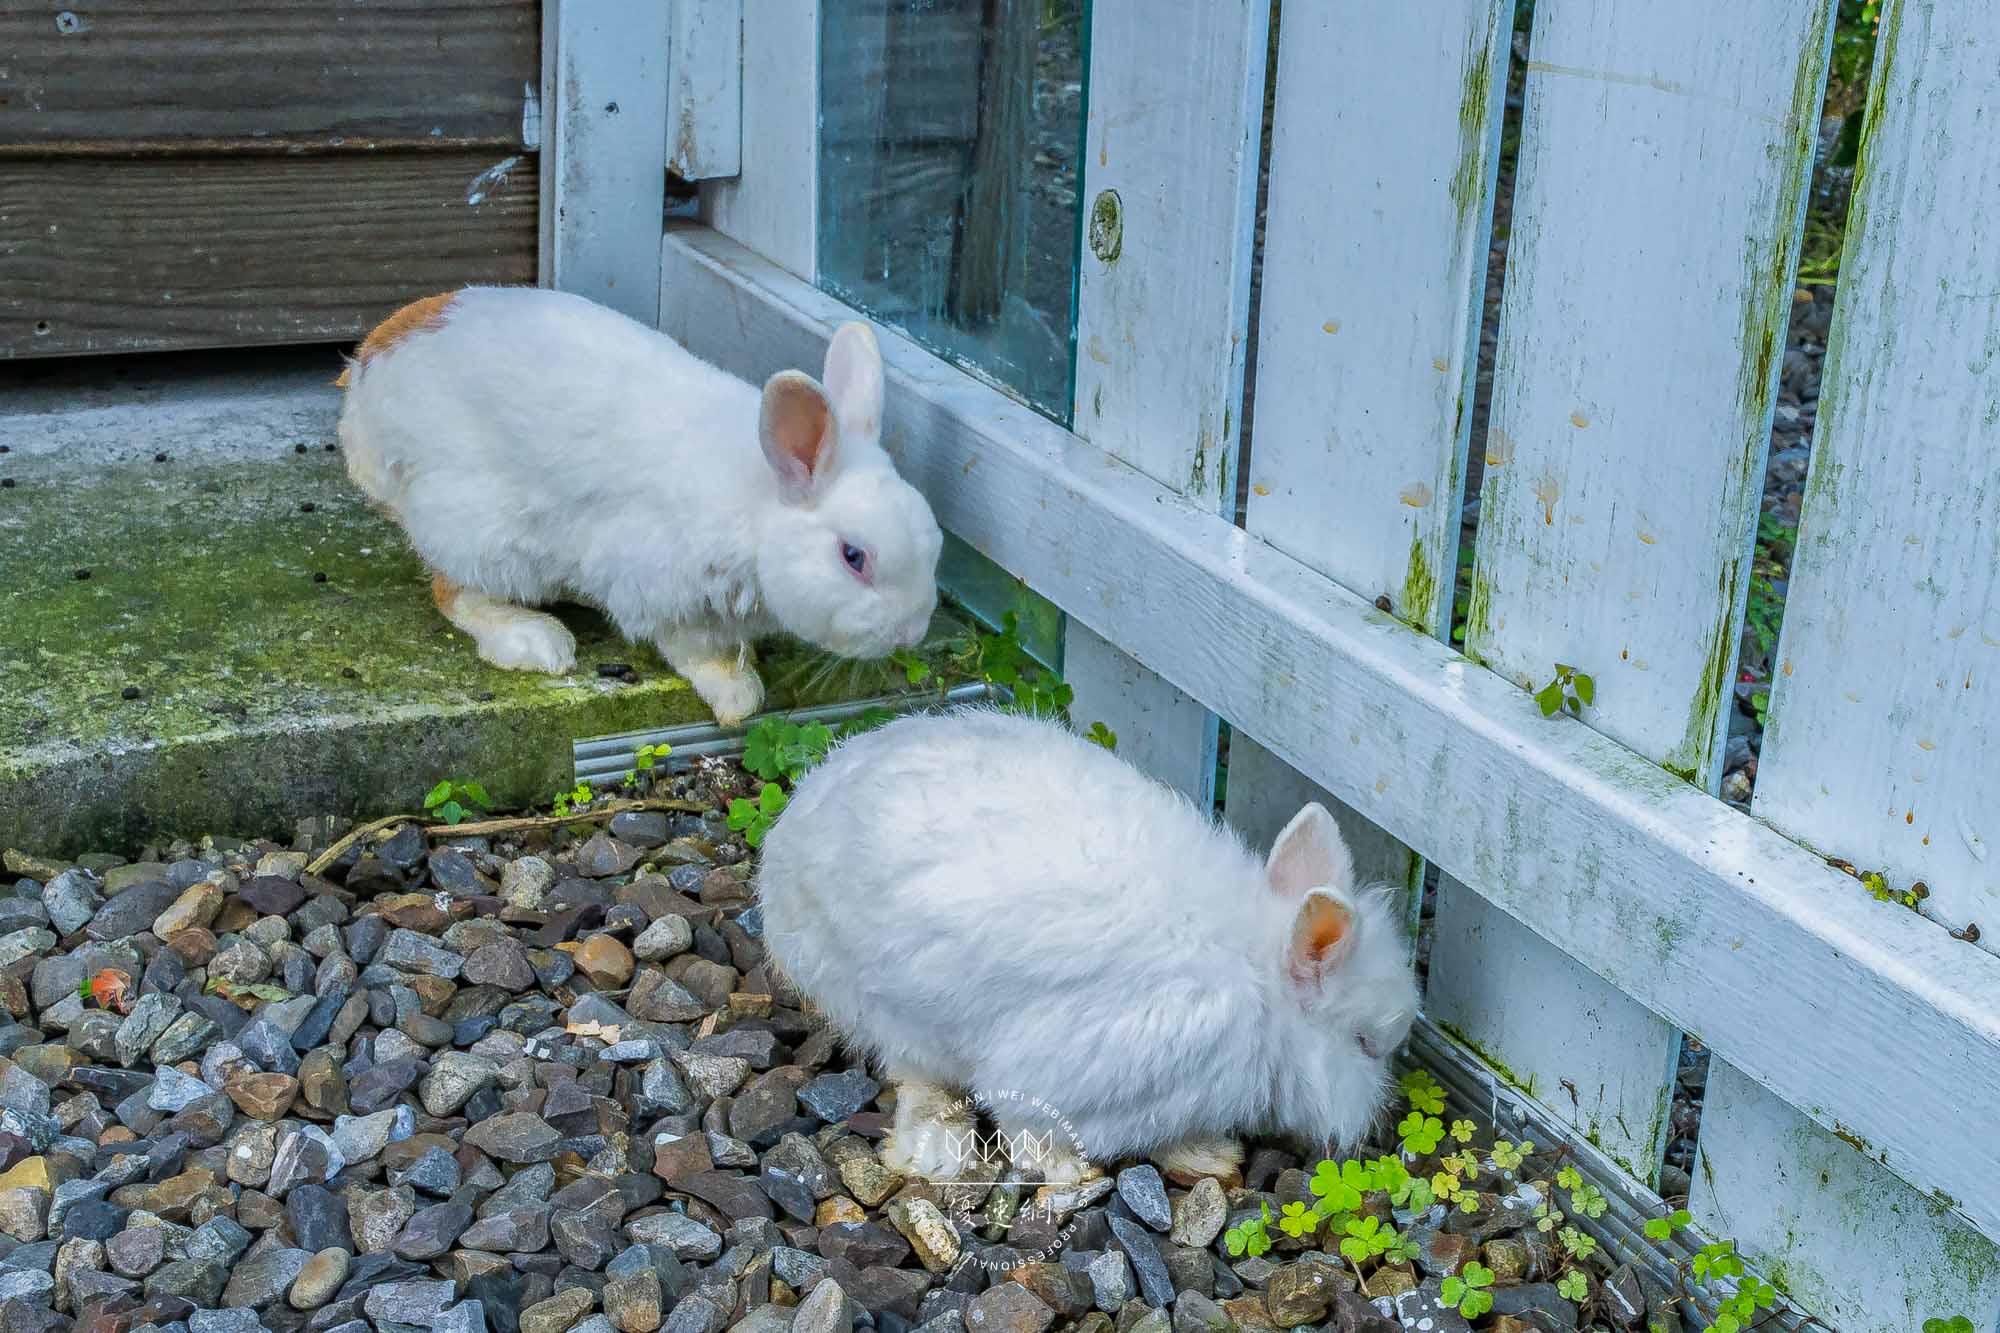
[1266,802,1357,898]
[760,370,836,502]
[823,322,884,443]
[1286,889,1358,989]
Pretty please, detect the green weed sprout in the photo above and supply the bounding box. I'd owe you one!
[424,779,491,826]
[727,781,789,847]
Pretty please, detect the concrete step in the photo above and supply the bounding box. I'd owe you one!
[0,347,953,855]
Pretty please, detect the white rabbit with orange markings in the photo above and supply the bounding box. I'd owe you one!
[337,287,941,725]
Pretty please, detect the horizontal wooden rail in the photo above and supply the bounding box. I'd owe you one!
[660,223,2000,1243]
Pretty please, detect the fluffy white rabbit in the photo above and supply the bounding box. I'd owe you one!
[336,287,942,725]
[756,708,1419,1183]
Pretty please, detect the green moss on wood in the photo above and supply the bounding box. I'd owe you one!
[1663,558,1742,790]
[1434,1018,1540,1101]
[1448,22,1499,227]
[1401,532,1437,637]
[1462,567,1494,664]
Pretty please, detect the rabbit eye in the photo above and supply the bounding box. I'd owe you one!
[839,540,872,582]
[1356,1032,1381,1061]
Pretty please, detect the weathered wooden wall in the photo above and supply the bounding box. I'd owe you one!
[0,0,541,358]
[0,155,537,356]
[0,0,538,152]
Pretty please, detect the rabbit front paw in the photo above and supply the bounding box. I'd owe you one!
[881,1080,975,1182]
[881,1121,968,1182]
[688,663,765,728]
[657,628,765,727]
[479,615,578,673]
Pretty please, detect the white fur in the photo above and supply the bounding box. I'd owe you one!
[756,709,1420,1166]
[337,287,942,722]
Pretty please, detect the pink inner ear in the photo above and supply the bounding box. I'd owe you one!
[1288,893,1354,986]
[764,375,833,491]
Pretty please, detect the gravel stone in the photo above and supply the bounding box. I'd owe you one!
[465,1111,562,1163]
[798,1068,880,1123]
[41,870,103,935]
[1114,1165,1172,1232]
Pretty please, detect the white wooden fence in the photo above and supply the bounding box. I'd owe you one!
[546,2,2000,1328]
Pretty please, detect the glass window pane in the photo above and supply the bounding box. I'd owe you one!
[820,0,1086,422]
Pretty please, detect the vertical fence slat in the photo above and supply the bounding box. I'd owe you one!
[1063,0,1269,792]
[1242,0,1508,635]
[1692,3,2000,1323]
[1064,621,1218,806]
[698,0,817,281]
[1755,0,2000,963]
[1070,1,1267,510]
[539,0,672,323]
[1428,2,1834,1184]
[1693,1065,2000,1331]
[666,0,743,182]
[1224,1,1510,925]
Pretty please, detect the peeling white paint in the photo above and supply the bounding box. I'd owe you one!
[465,155,523,206]
[521,82,542,150]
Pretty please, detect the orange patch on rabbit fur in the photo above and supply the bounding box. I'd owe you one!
[333,292,458,387]
[429,571,461,617]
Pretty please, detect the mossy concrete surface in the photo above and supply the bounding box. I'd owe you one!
[0,349,951,856]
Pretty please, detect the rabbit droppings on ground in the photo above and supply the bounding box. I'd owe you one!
[336,287,942,724]
[756,709,1419,1185]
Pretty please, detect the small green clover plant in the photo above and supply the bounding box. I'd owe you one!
[1691,1240,1744,1283]
[1558,1226,1598,1262]
[727,781,789,848]
[1085,720,1118,750]
[1705,1271,1778,1333]
[744,717,835,784]
[1342,1062,1808,1333]
[1535,662,1596,717]
[1224,1202,1272,1258]
[1400,1069,1446,1114]
[1440,1262,1495,1319]
[1275,1201,1318,1238]
[1398,1111,1445,1155]
[424,778,491,826]
[1568,1181,1609,1220]
[1338,1215,1398,1264]
[1644,1208,1692,1241]
[1309,1159,1373,1214]
[1923,1319,1976,1333]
